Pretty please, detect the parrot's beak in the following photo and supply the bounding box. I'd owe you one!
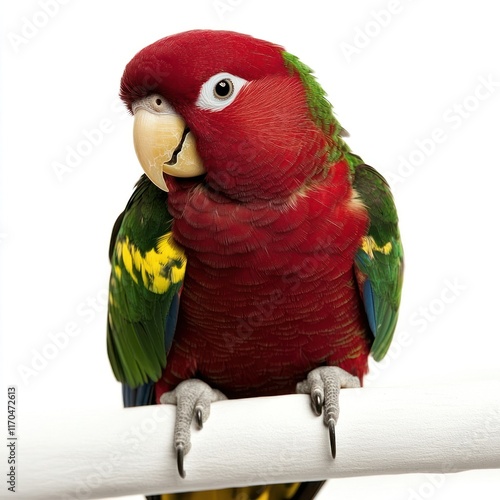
[133,107,205,192]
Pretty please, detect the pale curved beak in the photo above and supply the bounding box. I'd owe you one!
[133,108,205,192]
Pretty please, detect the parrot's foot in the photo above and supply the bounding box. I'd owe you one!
[296,366,360,459]
[159,379,227,478]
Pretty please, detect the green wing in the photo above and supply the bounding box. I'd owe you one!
[350,156,404,361]
[107,175,186,388]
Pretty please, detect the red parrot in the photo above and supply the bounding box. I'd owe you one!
[107,30,403,500]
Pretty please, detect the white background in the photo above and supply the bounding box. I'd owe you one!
[1,0,499,498]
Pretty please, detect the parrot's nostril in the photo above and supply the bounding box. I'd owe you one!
[165,127,190,166]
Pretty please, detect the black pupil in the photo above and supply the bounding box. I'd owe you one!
[155,98,162,106]
[215,79,231,97]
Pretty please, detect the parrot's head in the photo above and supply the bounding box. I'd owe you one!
[120,30,347,202]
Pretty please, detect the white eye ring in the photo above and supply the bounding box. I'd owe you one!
[196,72,248,111]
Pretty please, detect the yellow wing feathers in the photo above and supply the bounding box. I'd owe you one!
[360,235,392,260]
[114,232,186,294]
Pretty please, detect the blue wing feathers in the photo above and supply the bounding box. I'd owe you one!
[363,280,377,336]
[165,290,181,356]
[123,382,155,408]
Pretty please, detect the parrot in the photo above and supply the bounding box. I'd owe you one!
[107,29,403,500]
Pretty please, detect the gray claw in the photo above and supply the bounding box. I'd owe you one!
[195,407,203,429]
[176,445,186,478]
[160,379,227,479]
[312,392,323,416]
[296,366,360,460]
[328,419,336,459]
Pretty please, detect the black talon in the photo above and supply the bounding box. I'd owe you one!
[195,408,203,429]
[328,419,336,459]
[176,445,186,478]
[312,392,323,416]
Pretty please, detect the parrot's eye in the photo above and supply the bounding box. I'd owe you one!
[196,72,248,112]
[213,79,234,99]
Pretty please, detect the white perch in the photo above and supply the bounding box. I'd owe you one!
[14,381,500,499]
